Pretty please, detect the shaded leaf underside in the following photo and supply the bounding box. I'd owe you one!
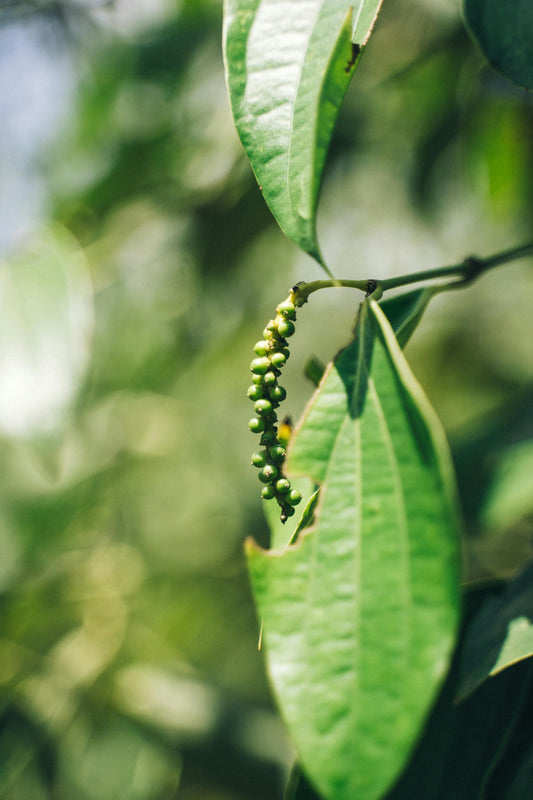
[463,0,533,90]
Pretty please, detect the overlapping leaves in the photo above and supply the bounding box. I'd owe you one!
[247,299,460,800]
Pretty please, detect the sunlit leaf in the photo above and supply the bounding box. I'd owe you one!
[0,226,93,437]
[463,0,533,90]
[247,299,460,800]
[263,288,434,551]
[458,562,533,699]
[223,0,384,269]
[384,586,533,800]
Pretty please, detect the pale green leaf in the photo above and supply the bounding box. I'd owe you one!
[463,0,533,90]
[458,562,533,699]
[263,288,434,552]
[223,0,384,269]
[247,299,460,800]
[481,440,533,532]
[0,226,93,437]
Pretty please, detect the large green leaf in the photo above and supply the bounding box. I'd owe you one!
[458,562,533,699]
[287,586,533,800]
[463,0,533,90]
[247,299,460,800]
[223,0,383,269]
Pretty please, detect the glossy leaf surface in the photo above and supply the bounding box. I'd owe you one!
[463,0,533,90]
[247,299,460,800]
[223,0,383,268]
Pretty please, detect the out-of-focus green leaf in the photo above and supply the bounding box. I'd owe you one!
[58,715,181,800]
[458,562,533,699]
[247,299,460,800]
[481,440,533,532]
[463,0,533,90]
[223,0,383,269]
[0,226,93,437]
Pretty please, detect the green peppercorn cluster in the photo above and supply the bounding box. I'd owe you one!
[247,296,302,522]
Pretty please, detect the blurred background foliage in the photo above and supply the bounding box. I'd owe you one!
[0,0,532,797]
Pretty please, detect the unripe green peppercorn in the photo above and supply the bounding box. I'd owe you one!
[254,398,273,416]
[277,319,295,338]
[251,450,267,468]
[249,417,265,433]
[261,485,275,500]
[250,357,271,375]
[270,385,286,403]
[261,464,279,482]
[277,300,296,319]
[269,445,286,463]
[247,384,264,401]
[251,373,264,385]
[263,371,277,386]
[288,489,302,506]
[254,340,270,356]
[281,506,295,521]
[271,352,286,368]
[260,431,276,446]
[276,478,291,494]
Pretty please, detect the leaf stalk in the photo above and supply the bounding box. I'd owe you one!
[292,241,533,303]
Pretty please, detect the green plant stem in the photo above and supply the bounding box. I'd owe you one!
[293,241,533,303]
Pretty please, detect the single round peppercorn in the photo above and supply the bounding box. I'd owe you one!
[271,352,287,368]
[251,373,264,385]
[249,417,265,433]
[263,370,277,386]
[247,384,264,401]
[276,478,291,494]
[254,398,273,416]
[277,300,296,319]
[250,357,271,375]
[269,445,286,463]
[251,450,267,468]
[261,464,279,482]
[254,340,270,356]
[288,489,302,506]
[277,319,295,338]
[260,430,276,446]
[270,385,286,403]
[281,348,290,360]
[261,485,276,500]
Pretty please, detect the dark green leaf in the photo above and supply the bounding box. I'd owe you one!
[379,288,435,349]
[463,0,533,90]
[223,0,384,268]
[384,586,533,800]
[458,561,533,699]
[247,299,460,800]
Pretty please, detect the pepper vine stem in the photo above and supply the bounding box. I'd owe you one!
[292,241,533,304]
